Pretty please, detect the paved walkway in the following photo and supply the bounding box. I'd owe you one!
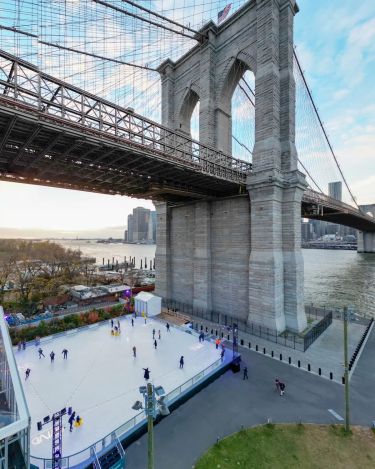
[125,329,375,469]
[191,317,365,383]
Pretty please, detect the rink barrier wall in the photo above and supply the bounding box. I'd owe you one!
[29,321,232,469]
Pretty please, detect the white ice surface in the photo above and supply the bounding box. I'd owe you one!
[15,317,220,459]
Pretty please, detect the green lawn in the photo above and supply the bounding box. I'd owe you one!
[195,424,375,469]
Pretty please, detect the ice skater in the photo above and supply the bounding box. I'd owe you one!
[179,356,184,369]
[243,366,248,380]
[133,346,137,357]
[117,320,120,330]
[68,411,76,432]
[50,351,55,363]
[75,415,82,426]
[131,318,134,327]
[111,319,114,328]
[143,367,150,380]
[154,339,157,349]
[62,349,68,359]
[38,348,45,358]
[158,330,161,340]
[166,323,170,332]
[275,378,280,393]
[152,329,155,339]
[22,340,26,350]
[220,349,225,361]
[215,338,220,349]
[18,341,22,351]
[25,368,31,379]
[279,381,286,396]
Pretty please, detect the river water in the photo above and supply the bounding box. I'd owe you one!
[57,240,375,318]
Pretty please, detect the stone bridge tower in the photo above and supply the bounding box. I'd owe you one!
[155,0,307,333]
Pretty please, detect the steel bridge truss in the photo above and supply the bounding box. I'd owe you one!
[0,50,251,200]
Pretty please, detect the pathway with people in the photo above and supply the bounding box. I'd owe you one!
[125,332,375,469]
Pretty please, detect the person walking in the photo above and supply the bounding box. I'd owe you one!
[62,349,68,359]
[38,348,45,359]
[279,381,286,396]
[158,330,161,340]
[154,339,157,349]
[275,378,280,394]
[68,411,76,432]
[179,356,184,369]
[133,346,137,357]
[143,367,150,380]
[50,351,55,363]
[152,329,156,339]
[131,318,134,327]
[243,366,248,380]
[166,323,170,332]
[25,368,31,379]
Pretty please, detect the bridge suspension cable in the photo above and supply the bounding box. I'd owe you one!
[91,0,200,41]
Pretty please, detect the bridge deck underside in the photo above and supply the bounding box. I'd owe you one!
[0,104,242,201]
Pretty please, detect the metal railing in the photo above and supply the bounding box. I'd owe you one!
[0,49,251,185]
[163,299,333,352]
[29,355,222,468]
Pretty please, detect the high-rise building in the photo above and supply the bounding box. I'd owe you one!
[328,181,342,201]
[126,208,156,243]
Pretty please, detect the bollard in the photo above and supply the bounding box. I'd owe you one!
[298,360,301,368]
[280,353,282,361]
[211,329,213,335]
[342,376,345,385]
[221,332,224,338]
[308,364,311,371]
[256,345,258,352]
[249,342,251,349]
[227,335,230,340]
[288,357,291,364]
[271,351,274,357]
[330,372,333,380]
[240,339,244,346]
[206,327,208,332]
[319,368,321,376]
[215,330,218,336]
[263,347,266,354]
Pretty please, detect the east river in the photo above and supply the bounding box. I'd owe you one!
[57,240,375,318]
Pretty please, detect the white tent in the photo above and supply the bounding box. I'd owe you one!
[134,292,161,317]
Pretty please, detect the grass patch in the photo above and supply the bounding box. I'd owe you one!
[195,424,375,469]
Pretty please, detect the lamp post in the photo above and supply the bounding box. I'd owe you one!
[137,383,168,469]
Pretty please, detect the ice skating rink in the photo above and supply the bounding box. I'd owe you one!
[15,316,221,459]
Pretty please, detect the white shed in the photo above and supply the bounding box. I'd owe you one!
[134,292,161,317]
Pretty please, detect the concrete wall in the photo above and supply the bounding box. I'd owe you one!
[358,204,375,253]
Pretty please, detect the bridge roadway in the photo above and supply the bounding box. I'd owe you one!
[0,50,374,232]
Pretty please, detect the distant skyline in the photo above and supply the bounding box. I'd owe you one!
[0,0,374,237]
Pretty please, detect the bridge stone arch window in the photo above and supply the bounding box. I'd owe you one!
[217,58,255,161]
[178,88,200,161]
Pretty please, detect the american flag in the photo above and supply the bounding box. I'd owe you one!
[218,4,232,24]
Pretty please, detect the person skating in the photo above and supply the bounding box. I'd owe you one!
[18,341,22,351]
[38,348,45,358]
[215,338,220,349]
[117,320,120,330]
[131,318,134,327]
[154,339,157,349]
[220,349,225,361]
[50,351,55,363]
[279,381,286,396]
[62,349,68,359]
[25,368,31,379]
[158,330,161,340]
[111,319,114,328]
[22,340,26,350]
[166,323,170,332]
[152,329,155,339]
[133,346,137,357]
[243,366,248,380]
[179,356,184,369]
[68,411,76,432]
[143,367,150,380]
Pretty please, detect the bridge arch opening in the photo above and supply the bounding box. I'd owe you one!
[217,59,255,162]
[179,88,200,138]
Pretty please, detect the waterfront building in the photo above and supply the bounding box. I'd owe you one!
[126,207,156,243]
[0,307,30,468]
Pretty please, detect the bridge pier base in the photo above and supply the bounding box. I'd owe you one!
[357,205,375,253]
[357,232,375,253]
